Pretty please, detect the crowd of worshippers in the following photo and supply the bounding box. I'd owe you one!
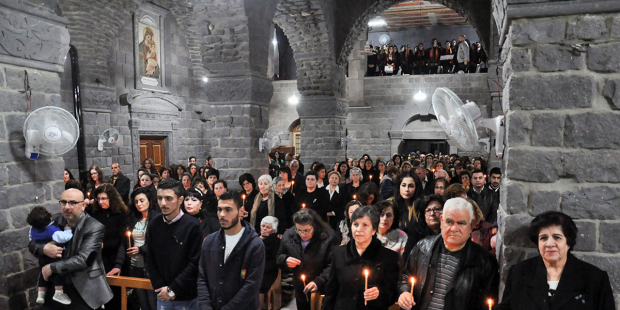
[27,153,615,310]
[367,35,488,76]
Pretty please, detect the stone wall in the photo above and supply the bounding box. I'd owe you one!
[0,1,69,308]
[498,10,620,305]
[269,81,300,129]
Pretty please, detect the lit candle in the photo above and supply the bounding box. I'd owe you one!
[364,269,369,306]
[353,194,357,200]
[292,180,295,190]
[87,191,91,198]
[410,277,415,296]
[127,231,132,248]
[302,203,306,209]
[488,298,494,310]
[301,274,308,301]
[242,194,246,209]
[379,175,383,181]
[369,175,373,181]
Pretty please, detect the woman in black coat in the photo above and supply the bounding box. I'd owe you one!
[277,209,337,310]
[183,187,220,240]
[322,206,399,310]
[259,216,282,294]
[497,211,615,310]
[91,184,128,310]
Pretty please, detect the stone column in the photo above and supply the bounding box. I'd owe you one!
[494,0,620,302]
[296,97,348,165]
[347,29,368,107]
[203,73,273,185]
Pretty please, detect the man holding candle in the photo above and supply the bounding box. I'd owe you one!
[397,197,498,310]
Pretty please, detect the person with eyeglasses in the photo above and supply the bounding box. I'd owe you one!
[29,188,113,309]
[433,178,449,196]
[401,194,446,262]
[276,208,337,310]
[90,184,129,310]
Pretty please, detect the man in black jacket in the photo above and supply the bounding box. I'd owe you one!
[145,179,202,309]
[398,197,498,310]
[197,191,265,310]
[111,163,131,205]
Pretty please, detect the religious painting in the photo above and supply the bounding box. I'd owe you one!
[133,5,168,92]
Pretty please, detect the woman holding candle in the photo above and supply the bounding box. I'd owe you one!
[90,184,129,310]
[325,171,347,230]
[273,176,295,232]
[122,187,159,310]
[277,208,337,310]
[346,167,364,201]
[322,206,399,310]
[249,175,288,235]
[497,211,615,310]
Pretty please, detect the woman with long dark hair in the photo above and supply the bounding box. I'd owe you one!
[91,184,128,310]
[391,171,424,236]
[141,158,158,175]
[123,187,159,310]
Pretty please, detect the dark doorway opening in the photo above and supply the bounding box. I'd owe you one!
[401,140,449,156]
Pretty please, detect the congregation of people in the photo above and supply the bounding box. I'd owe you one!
[367,35,488,76]
[27,152,616,310]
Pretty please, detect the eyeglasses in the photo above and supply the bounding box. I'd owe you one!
[59,200,83,207]
[296,227,313,235]
[425,208,443,215]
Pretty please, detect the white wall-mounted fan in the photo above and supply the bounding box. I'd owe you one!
[431,88,505,157]
[259,125,289,152]
[23,106,79,160]
[98,128,123,151]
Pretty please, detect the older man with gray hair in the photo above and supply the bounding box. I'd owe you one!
[398,197,498,310]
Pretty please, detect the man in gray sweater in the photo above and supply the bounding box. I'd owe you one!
[456,35,470,73]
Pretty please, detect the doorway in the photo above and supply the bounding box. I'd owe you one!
[140,136,166,171]
[401,140,449,156]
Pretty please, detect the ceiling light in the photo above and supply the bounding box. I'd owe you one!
[288,95,299,105]
[368,17,387,27]
[414,90,427,101]
[272,38,278,46]
[202,76,209,83]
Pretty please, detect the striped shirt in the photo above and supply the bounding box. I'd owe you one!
[428,248,461,310]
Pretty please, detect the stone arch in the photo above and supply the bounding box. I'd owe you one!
[338,0,491,65]
[274,0,338,97]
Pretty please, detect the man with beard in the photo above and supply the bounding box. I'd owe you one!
[146,179,202,309]
[197,191,265,310]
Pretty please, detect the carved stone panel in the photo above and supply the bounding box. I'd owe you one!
[203,74,273,105]
[0,3,70,71]
[120,91,184,118]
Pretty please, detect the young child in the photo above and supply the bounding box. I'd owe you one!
[27,206,74,305]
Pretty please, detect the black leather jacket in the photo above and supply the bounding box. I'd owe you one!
[399,235,499,310]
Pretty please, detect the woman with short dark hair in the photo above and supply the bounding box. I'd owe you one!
[498,211,615,310]
[401,194,445,259]
[183,187,220,239]
[276,208,337,310]
[322,206,399,310]
[238,173,258,217]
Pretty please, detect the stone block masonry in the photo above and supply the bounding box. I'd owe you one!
[498,12,620,304]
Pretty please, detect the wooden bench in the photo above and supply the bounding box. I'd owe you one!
[106,275,153,310]
[260,269,282,310]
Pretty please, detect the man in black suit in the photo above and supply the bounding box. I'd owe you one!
[111,163,131,205]
[32,188,113,309]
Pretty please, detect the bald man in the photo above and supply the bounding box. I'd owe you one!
[111,163,130,205]
[29,189,113,309]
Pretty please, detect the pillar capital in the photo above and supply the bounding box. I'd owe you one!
[201,73,273,106]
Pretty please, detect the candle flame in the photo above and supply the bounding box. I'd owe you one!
[127,231,131,237]
[242,194,246,199]
[302,203,306,209]
[411,277,415,285]
[353,195,357,200]
[301,274,305,280]
[488,298,493,306]
[292,181,295,185]
[370,175,372,179]
[364,269,369,277]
